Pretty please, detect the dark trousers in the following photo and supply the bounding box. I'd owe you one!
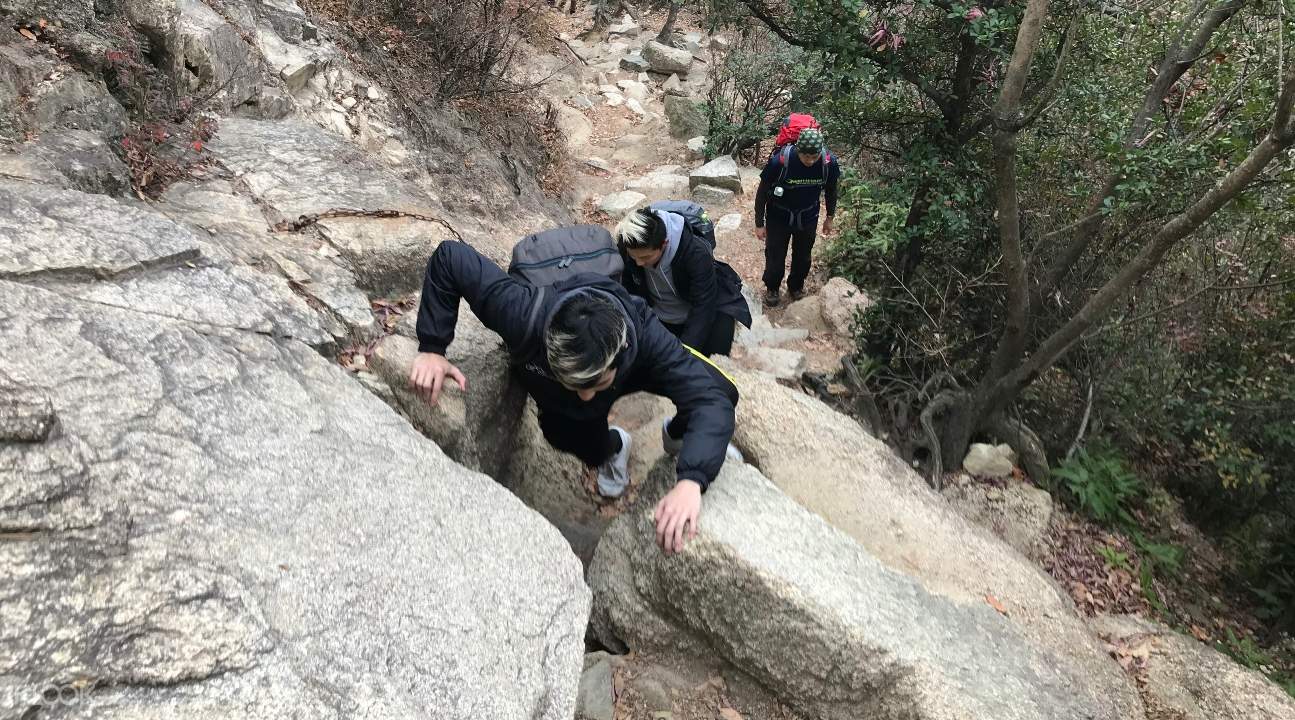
[536,361,740,467]
[762,224,817,293]
[539,410,619,468]
[662,314,737,357]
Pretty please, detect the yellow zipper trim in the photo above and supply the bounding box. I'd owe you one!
[682,344,737,387]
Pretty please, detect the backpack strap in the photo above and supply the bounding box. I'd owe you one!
[777,146,832,186]
[776,145,793,185]
[510,285,548,366]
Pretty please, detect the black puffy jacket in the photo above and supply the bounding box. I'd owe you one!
[415,241,737,489]
[618,225,753,349]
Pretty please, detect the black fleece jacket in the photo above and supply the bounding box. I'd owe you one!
[415,241,737,489]
[618,226,753,349]
[754,150,841,230]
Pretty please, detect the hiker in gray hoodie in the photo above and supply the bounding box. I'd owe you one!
[614,207,751,356]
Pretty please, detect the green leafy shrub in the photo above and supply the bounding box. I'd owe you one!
[1053,447,1145,526]
[1097,545,1131,571]
[1219,628,1274,670]
[1129,532,1184,576]
[823,176,910,277]
[704,30,805,158]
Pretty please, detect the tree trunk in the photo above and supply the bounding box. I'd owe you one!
[921,0,1051,473]
[656,1,681,44]
[979,0,1050,388]
[592,0,622,27]
[928,391,977,483]
[896,181,933,282]
[988,415,1051,485]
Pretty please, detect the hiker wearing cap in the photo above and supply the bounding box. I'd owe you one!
[753,126,841,307]
[614,205,752,357]
[408,238,742,555]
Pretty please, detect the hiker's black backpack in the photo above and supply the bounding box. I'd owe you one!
[648,200,717,250]
[506,225,624,365]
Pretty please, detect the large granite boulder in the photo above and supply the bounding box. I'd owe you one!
[590,460,1134,720]
[0,179,330,347]
[207,118,455,294]
[0,177,589,719]
[819,276,872,336]
[942,475,1054,560]
[715,364,1146,718]
[641,40,693,75]
[0,129,130,195]
[1092,614,1295,720]
[154,178,377,339]
[688,155,742,194]
[174,0,261,111]
[663,95,707,139]
[373,308,526,481]
[30,74,129,139]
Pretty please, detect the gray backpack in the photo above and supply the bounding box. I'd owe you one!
[648,200,717,250]
[507,225,624,365]
[508,225,623,286]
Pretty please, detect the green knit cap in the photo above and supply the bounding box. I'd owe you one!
[795,128,825,154]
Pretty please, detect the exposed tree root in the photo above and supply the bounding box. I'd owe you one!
[988,415,1051,486]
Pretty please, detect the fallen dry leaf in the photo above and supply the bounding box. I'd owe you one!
[985,594,1008,616]
[19,28,38,41]
[1189,624,1212,642]
[719,708,744,720]
[612,667,625,700]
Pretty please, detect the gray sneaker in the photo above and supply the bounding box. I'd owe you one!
[661,417,683,455]
[726,443,744,463]
[596,426,632,498]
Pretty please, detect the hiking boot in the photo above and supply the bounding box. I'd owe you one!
[788,288,806,302]
[596,426,632,498]
[764,289,781,308]
[662,417,683,455]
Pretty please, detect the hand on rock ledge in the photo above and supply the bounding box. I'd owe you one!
[410,352,467,405]
[654,480,702,555]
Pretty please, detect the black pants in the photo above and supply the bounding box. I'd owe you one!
[663,314,737,357]
[536,362,740,467]
[763,224,817,294]
[539,411,621,468]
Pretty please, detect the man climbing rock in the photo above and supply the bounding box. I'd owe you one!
[408,239,740,554]
[753,127,842,307]
[614,205,752,357]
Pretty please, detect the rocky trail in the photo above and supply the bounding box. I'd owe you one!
[543,11,862,390]
[2,2,1293,720]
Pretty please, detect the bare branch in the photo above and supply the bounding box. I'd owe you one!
[734,0,802,46]
[735,0,955,116]
[985,58,1295,414]
[1013,15,1081,130]
[1065,381,1094,460]
[1036,0,1249,299]
[1093,275,1295,332]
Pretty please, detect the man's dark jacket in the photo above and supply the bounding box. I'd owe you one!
[416,240,736,489]
[617,224,753,349]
